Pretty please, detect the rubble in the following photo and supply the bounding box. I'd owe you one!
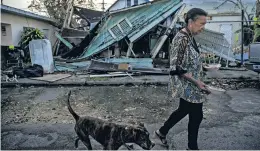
[208,79,260,90]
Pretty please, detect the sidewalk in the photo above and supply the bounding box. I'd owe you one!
[1,68,259,87]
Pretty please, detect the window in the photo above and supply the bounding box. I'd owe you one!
[109,18,133,39]
[110,25,123,38]
[134,0,138,5]
[2,26,6,36]
[127,0,131,7]
[119,19,132,33]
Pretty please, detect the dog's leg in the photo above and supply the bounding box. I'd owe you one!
[76,129,93,150]
[83,137,92,150]
[105,139,121,150]
[79,135,92,150]
[74,137,80,148]
[104,142,117,150]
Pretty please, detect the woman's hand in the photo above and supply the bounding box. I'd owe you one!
[181,73,211,94]
[196,80,211,94]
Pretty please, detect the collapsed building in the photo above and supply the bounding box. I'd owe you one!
[54,0,235,72]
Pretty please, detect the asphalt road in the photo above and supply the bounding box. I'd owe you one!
[1,87,260,150]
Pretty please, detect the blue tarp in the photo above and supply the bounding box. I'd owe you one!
[98,58,153,68]
[235,53,249,61]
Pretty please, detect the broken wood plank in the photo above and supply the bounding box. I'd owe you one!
[126,41,136,58]
[89,73,133,78]
[67,6,74,28]
[88,60,119,72]
[55,32,73,49]
[61,28,89,38]
[30,74,72,82]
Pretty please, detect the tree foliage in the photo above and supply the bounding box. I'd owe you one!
[254,0,260,42]
[28,0,97,27]
[256,0,260,17]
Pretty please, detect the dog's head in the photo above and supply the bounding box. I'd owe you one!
[126,123,155,150]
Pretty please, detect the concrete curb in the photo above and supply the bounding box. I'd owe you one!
[1,79,260,88]
[1,81,169,88]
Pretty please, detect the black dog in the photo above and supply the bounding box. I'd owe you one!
[67,91,155,150]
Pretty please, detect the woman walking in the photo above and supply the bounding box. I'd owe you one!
[155,8,211,150]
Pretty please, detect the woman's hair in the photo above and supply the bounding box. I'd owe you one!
[184,8,208,24]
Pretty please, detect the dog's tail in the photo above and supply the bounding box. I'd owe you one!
[67,91,79,121]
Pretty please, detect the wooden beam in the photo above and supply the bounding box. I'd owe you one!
[67,6,74,28]
[56,0,74,56]
[55,32,73,50]
[151,5,185,59]
[126,42,135,58]
[62,0,73,29]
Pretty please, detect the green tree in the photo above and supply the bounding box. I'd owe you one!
[253,0,260,42]
[28,0,97,27]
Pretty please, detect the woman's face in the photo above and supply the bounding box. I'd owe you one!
[190,15,207,35]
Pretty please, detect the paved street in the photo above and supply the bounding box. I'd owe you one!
[1,86,260,150]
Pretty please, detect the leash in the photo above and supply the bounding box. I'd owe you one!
[120,130,133,150]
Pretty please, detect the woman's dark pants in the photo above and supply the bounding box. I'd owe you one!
[159,98,203,149]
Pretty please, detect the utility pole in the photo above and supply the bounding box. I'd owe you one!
[241,9,244,65]
[100,0,106,12]
[257,0,260,17]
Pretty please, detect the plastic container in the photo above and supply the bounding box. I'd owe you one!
[29,39,54,73]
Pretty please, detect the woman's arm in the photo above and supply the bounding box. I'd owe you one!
[172,36,210,93]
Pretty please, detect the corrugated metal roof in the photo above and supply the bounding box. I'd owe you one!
[1,5,56,24]
[195,29,236,61]
[73,6,103,23]
[79,0,182,59]
[99,58,153,68]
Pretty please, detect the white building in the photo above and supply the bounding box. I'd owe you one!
[107,0,150,12]
[1,5,57,47]
[182,0,256,47]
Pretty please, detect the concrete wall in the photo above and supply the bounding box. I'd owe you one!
[1,12,57,47]
[109,0,149,11]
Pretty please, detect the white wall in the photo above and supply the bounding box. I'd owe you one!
[208,16,244,48]
[180,1,255,47]
[205,16,241,36]
[109,0,149,11]
[1,12,57,47]
[182,1,255,15]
